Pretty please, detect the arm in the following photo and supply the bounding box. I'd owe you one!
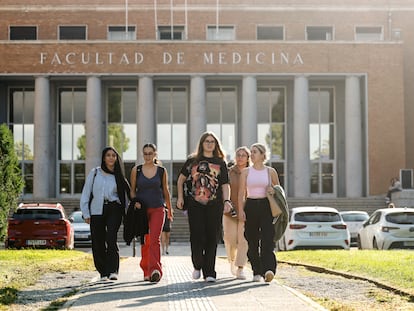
[176,173,186,210]
[221,183,232,214]
[79,168,95,224]
[129,166,141,209]
[162,169,173,220]
[237,168,248,222]
[270,167,280,186]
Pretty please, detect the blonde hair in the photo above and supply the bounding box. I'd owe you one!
[250,143,267,161]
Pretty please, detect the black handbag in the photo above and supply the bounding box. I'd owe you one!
[88,168,98,211]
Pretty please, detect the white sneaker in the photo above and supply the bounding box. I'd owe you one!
[205,276,216,282]
[100,276,108,281]
[192,269,201,279]
[253,275,263,282]
[236,268,246,280]
[150,270,161,282]
[109,273,118,280]
[264,270,274,283]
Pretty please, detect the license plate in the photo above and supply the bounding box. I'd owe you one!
[403,241,414,246]
[26,240,47,246]
[75,234,89,239]
[310,232,328,237]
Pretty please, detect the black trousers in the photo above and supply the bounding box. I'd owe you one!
[188,199,223,279]
[90,202,123,277]
[244,198,277,276]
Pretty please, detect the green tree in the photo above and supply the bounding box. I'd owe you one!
[77,124,130,160]
[0,124,24,241]
[14,141,34,160]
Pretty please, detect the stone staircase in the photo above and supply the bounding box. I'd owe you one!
[20,196,388,243]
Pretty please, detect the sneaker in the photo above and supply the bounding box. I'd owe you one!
[100,275,108,281]
[253,275,263,282]
[150,270,161,282]
[109,273,118,280]
[192,269,201,280]
[264,270,274,283]
[205,276,216,282]
[236,268,246,280]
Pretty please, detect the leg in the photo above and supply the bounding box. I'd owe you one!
[235,219,248,268]
[105,204,123,275]
[259,200,277,275]
[90,213,107,277]
[202,203,222,279]
[140,234,150,279]
[188,205,207,271]
[147,207,165,279]
[244,199,262,276]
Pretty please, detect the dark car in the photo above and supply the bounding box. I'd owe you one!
[69,210,92,246]
[5,203,74,249]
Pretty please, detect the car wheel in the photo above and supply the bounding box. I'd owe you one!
[357,235,362,250]
[373,238,379,250]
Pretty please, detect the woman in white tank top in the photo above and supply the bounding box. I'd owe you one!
[238,143,280,283]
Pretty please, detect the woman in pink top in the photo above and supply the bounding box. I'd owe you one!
[238,143,280,283]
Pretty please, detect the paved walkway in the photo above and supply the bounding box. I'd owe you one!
[64,243,327,311]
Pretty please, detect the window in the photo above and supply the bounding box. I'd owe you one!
[306,26,333,40]
[58,88,86,195]
[355,26,383,41]
[10,26,37,40]
[257,26,284,40]
[158,26,185,40]
[207,86,237,158]
[257,86,286,188]
[108,26,136,41]
[59,26,86,40]
[9,87,35,195]
[207,26,235,40]
[309,87,335,195]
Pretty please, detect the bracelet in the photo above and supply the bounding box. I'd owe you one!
[224,199,232,204]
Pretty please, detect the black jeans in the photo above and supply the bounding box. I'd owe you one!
[188,199,223,279]
[90,202,123,277]
[244,198,277,276]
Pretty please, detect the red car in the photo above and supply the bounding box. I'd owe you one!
[5,203,74,249]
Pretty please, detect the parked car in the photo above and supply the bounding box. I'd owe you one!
[5,203,74,249]
[277,206,350,251]
[69,210,92,246]
[358,207,414,250]
[340,211,369,246]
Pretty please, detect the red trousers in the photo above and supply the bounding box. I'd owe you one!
[140,207,165,279]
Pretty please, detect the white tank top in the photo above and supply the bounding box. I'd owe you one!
[246,167,268,198]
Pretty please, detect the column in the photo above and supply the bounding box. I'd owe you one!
[241,75,257,147]
[293,75,310,197]
[345,75,363,197]
[138,76,155,163]
[85,76,103,174]
[33,76,51,198]
[189,76,206,152]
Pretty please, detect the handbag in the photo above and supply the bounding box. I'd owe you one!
[266,167,282,217]
[88,168,98,211]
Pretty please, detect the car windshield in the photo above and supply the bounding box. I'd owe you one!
[385,212,414,224]
[295,212,341,222]
[13,209,62,220]
[341,213,369,222]
[71,212,84,223]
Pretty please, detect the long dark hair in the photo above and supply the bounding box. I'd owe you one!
[101,146,130,207]
[142,143,159,164]
[192,131,226,162]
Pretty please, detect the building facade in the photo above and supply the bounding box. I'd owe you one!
[0,0,412,201]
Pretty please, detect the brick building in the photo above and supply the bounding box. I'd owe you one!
[0,0,412,202]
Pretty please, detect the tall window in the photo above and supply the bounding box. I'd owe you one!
[10,26,37,40]
[58,88,86,196]
[309,87,335,195]
[158,26,185,40]
[107,87,137,175]
[355,26,383,41]
[108,26,136,40]
[156,87,188,196]
[9,88,35,196]
[257,87,286,188]
[59,26,86,40]
[257,26,284,40]
[306,26,333,40]
[207,87,237,161]
[207,26,235,40]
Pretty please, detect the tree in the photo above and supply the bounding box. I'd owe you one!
[0,124,24,241]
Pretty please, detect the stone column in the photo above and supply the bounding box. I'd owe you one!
[138,76,155,163]
[345,75,363,197]
[85,76,103,174]
[189,76,206,152]
[33,76,51,198]
[293,75,310,197]
[241,75,257,147]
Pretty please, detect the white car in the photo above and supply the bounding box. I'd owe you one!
[358,207,414,250]
[69,211,92,246]
[340,211,369,246]
[277,206,350,251]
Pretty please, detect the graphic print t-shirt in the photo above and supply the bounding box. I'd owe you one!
[180,156,229,205]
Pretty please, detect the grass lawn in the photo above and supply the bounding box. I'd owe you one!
[277,249,414,295]
[0,249,94,310]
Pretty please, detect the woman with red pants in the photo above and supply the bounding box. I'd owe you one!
[130,143,173,283]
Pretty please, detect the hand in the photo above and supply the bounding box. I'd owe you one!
[84,217,91,224]
[223,201,232,214]
[238,210,246,222]
[267,186,275,196]
[176,197,184,210]
[134,201,142,209]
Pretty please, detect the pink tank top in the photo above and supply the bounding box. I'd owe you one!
[246,167,268,198]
